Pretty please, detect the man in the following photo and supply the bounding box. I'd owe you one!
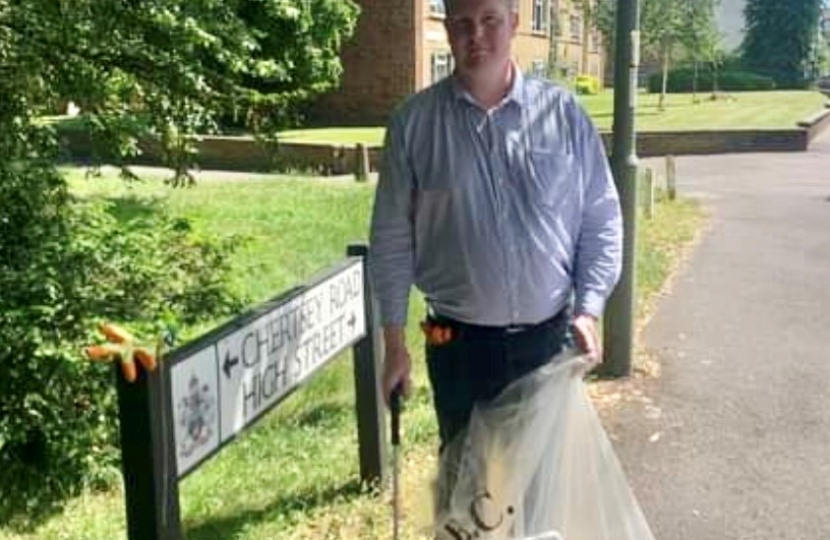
[369,0,622,449]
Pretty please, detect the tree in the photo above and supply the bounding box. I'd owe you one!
[594,0,617,66]
[1,0,359,179]
[640,0,687,109]
[597,0,722,106]
[571,0,609,77]
[742,0,823,88]
[678,0,723,101]
[0,0,358,516]
[579,0,595,75]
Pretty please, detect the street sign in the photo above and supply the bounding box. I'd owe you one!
[169,259,366,478]
[114,247,387,540]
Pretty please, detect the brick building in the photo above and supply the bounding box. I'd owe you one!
[313,0,605,125]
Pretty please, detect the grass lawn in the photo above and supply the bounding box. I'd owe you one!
[278,127,386,146]
[276,90,827,145]
[579,90,827,131]
[48,90,826,147]
[0,169,703,540]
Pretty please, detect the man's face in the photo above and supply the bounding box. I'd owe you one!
[445,0,518,83]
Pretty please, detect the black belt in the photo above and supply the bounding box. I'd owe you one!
[427,307,570,338]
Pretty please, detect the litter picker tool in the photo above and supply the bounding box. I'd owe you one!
[390,384,403,540]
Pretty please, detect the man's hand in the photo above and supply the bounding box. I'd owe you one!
[382,327,412,407]
[572,314,602,365]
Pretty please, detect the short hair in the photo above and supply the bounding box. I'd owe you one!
[445,0,519,15]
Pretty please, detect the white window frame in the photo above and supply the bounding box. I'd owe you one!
[530,59,547,79]
[591,30,601,52]
[429,0,446,16]
[569,13,581,42]
[532,0,548,33]
[431,51,453,84]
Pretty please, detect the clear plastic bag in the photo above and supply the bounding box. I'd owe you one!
[434,350,656,540]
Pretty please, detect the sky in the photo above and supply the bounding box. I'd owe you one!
[715,0,746,51]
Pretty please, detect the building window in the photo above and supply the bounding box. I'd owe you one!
[429,0,445,16]
[591,30,601,52]
[431,52,453,83]
[532,0,548,33]
[550,0,561,36]
[530,59,548,79]
[569,14,581,42]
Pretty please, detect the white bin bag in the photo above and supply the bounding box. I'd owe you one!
[434,351,656,540]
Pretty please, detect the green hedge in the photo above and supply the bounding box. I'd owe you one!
[647,67,776,93]
[0,164,243,520]
[575,74,601,95]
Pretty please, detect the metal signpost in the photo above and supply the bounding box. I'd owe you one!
[114,244,386,540]
[601,0,641,378]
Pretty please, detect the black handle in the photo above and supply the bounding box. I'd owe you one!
[390,384,402,447]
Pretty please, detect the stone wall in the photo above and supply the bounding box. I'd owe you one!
[310,0,417,126]
[617,129,808,157]
[797,104,830,144]
[58,106,830,174]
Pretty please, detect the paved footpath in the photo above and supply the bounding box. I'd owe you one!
[604,131,830,540]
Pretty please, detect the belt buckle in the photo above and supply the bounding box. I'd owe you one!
[505,324,528,335]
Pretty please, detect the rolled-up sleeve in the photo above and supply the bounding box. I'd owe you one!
[368,114,415,326]
[573,106,623,318]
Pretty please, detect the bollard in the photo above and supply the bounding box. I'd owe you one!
[666,155,677,201]
[354,144,370,182]
[643,167,654,220]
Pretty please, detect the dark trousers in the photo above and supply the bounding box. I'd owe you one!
[425,308,573,450]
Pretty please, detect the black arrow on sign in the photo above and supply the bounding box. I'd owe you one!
[223,351,240,379]
[348,313,357,330]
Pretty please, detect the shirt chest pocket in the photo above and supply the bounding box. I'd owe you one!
[527,150,577,208]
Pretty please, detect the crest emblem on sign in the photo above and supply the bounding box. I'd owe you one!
[177,374,216,458]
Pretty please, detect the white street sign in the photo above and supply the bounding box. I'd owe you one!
[170,260,366,478]
[170,346,219,477]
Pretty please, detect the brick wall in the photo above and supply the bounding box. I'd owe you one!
[311,1,609,125]
[600,130,809,157]
[59,127,822,174]
[312,0,417,126]
[556,40,600,78]
[514,33,550,74]
[554,0,604,81]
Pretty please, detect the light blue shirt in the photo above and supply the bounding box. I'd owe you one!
[369,69,622,327]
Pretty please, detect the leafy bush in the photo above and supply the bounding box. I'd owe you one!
[575,74,601,95]
[716,70,777,91]
[0,163,243,520]
[647,67,776,93]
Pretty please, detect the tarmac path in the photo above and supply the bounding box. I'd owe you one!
[605,132,830,540]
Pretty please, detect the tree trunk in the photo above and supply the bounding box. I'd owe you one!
[659,45,670,111]
[692,59,699,103]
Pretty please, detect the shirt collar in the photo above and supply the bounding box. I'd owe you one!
[450,62,526,111]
